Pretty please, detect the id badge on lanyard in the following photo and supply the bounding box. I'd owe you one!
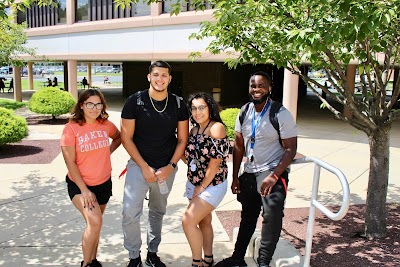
[248,100,270,162]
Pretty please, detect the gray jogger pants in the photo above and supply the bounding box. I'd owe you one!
[122,159,177,259]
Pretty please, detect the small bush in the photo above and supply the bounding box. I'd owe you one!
[221,108,240,140]
[0,107,28,145]
[29,87,76,119]
[0,99,26,110]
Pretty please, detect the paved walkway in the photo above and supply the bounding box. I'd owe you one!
[1,89,399,266]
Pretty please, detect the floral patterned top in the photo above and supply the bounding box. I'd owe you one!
[184,133,230,186]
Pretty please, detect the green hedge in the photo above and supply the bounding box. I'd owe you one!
[0,99,26,110]
[221,108,240,140]
[0,107,28,145]
[29,87,76,119]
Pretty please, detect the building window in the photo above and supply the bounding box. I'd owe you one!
[162,0,212,13]
[17,10,27,24]
[134,1,150,16]
[57,0,67,24]
[76,0,89,21]
[19,0,152,27]
[79,0,149,21]
[20,1,65,28]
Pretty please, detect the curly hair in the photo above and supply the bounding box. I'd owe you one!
[69,89,109,125]
[187,92,224,126]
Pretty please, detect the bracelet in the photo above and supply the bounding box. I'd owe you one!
[272,173,280,180]
[201,183,207,189]
[169,162,177,169]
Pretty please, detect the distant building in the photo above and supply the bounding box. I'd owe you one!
[14,0,311,117]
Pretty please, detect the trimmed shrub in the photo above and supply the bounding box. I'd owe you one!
[221,108,240,140]
[0,107,28,145]
[29,87,76,119]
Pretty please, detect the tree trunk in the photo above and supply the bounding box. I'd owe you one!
[365,127,390,238]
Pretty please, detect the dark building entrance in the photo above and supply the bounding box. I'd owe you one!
[122,61,306,108]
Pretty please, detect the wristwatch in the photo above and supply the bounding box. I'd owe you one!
[169,162,177,169]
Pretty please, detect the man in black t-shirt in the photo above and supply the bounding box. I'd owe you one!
[121,61,189,267]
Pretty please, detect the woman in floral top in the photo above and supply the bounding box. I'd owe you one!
[182,92,230,267]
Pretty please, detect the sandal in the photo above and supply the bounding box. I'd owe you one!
[80,261,91,267]
[192,258,203,267]
[203,255,214,267]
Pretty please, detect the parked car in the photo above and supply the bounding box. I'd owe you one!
[0,67,10,75]
[21,68,28,76]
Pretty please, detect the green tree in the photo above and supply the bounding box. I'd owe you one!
[116,0,400,238]
[0,17,35,67]
[0,0,54,66]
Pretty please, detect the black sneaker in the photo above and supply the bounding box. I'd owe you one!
[256,258,270,267]
[145,252,166,267]
[127,256,143,267]
[91,259,103,267]
[214,257,247,267]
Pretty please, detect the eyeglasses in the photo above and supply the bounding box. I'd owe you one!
[84,102,104,110]
[191,105,208,112]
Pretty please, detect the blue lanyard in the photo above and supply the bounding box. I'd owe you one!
[250,100,271,149]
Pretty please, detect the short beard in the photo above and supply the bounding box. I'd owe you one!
[249,93,270,104]
[151,86,167,93]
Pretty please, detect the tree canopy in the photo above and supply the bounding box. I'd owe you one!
[0,17,35,67]
[185,0,400,131]
[0,0,51,66]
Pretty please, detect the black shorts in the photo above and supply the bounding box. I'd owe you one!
[66,176,112,205]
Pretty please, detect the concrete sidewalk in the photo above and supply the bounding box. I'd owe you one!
[1,91,400,266]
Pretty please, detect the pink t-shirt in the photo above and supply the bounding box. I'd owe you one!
[61,120,118,186]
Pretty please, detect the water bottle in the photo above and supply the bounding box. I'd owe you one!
[158,179,169,194]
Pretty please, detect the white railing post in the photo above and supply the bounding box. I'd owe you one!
[291,157,350,267]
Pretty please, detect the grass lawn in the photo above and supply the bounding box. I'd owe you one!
[54,72,122,77]
[19,79,65,91]
[0,99,26,110]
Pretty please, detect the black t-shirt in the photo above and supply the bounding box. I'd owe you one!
[121,89,189,169]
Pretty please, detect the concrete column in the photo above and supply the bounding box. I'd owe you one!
[67,60,78,100]
[66,0,76,25]
[393,68,399,91]
[13,67,22,102]
[282,68,299,121]
[27,62,34,90]
[151,2,162,16]
[87,63,92,87]
[63,61,68,91]
[343,64,356,118]
[394,68,399,103]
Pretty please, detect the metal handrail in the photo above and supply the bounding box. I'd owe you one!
[291,157,350,267]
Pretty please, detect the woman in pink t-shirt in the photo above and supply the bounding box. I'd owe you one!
[61,89,121,267]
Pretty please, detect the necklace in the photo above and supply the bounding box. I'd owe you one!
[197,120,212,136]
[150,94,168,113]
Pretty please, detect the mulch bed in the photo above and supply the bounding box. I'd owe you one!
[25,115,69,126]
[13,106,70,126]
[0,108,67,164]
[216,203,400,267]
[0,139,61,164]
